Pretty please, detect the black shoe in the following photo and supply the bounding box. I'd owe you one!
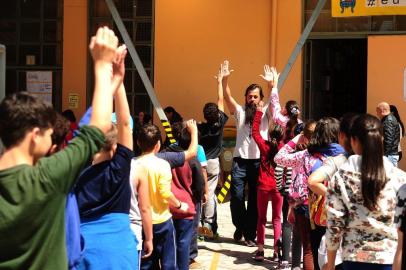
[233,229,243,242]
[245,239,256,247]
[254,250,264,262]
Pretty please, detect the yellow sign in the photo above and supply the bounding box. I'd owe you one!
[68,93,79,109]
[332,0,406,17]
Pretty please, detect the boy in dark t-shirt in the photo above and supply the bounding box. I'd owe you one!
[197,70,229,238]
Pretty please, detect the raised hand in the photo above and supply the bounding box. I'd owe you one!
[111,45,127,93]
[214,66,223,83]
[89,26,118,64]
[221,60,234,78]
[259,64,273,82]
[270,66,280,88]
[185,119,197,135]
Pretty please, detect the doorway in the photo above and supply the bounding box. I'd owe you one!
[303,39,367,120]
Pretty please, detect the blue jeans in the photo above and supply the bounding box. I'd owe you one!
[343,261,392,270]
[230,157,260,241]
[173,219,194,270]
[141,219,176,270]
[387,154,399,167]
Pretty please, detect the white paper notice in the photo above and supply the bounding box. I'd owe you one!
[26,71,52,104]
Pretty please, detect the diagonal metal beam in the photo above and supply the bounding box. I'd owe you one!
[277,0,327,91]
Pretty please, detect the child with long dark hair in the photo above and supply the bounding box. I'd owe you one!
[325,114,406,270]
[275,117,345,270]
[251,101,284,261]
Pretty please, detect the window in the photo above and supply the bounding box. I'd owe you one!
[0,0,63,110]
[89,0,154,117]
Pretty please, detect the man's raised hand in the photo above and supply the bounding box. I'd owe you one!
[221,60,234,78]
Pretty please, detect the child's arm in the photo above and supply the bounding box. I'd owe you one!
[136,165,153,258]
[113,46,132,150]
[215,67,225,112]
[393,229,403,270]
[251,105,269,155]
[184,120,198,161]
[274,134,306,168]
[88,27,119,133]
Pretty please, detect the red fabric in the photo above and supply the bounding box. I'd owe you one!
[251,111,281,191]
[65,122,78,143]
[169,163,196,220]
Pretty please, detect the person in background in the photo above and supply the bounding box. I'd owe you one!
[390,105,404,162]
[62,109,79,145]
[376,102,400,167]
[164,106,183,125]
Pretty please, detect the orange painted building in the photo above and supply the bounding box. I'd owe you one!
[1,0,406,169]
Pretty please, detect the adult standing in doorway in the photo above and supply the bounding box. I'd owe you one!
[198,67,229,239]
[376,102,400,167]
[221,60,271,246]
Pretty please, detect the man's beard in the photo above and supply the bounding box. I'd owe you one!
[244,103,257,126]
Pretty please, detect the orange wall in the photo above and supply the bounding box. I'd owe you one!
[154,0,302,124]
[367,35,406,170]
[273,1,303,110]
[62,0,88,117]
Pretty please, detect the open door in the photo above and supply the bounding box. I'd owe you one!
[303,39,367,120]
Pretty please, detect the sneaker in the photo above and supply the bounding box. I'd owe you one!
[245,239,256,247]
[189,259,202,269]
[198,225,214,238]
[233,229,243,242]
[280,260,289,270]
[254,250,264,262]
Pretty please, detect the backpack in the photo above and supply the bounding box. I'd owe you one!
[288,153,325,207]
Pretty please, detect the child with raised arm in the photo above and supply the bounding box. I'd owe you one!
[0,26,118,270]
[74,45,140,270]
[251,101,284,262]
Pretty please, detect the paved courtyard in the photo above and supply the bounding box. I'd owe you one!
[196,201,281,270]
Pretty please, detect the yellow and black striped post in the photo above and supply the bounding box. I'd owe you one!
[161,120,176,145]
[217,174,231,203]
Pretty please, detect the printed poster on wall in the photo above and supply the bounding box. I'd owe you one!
[26,71,52,104]
[332,0,406,17]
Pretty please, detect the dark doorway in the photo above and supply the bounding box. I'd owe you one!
[303,39,367,120]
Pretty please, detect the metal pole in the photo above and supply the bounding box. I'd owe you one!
[277,0,327,91]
